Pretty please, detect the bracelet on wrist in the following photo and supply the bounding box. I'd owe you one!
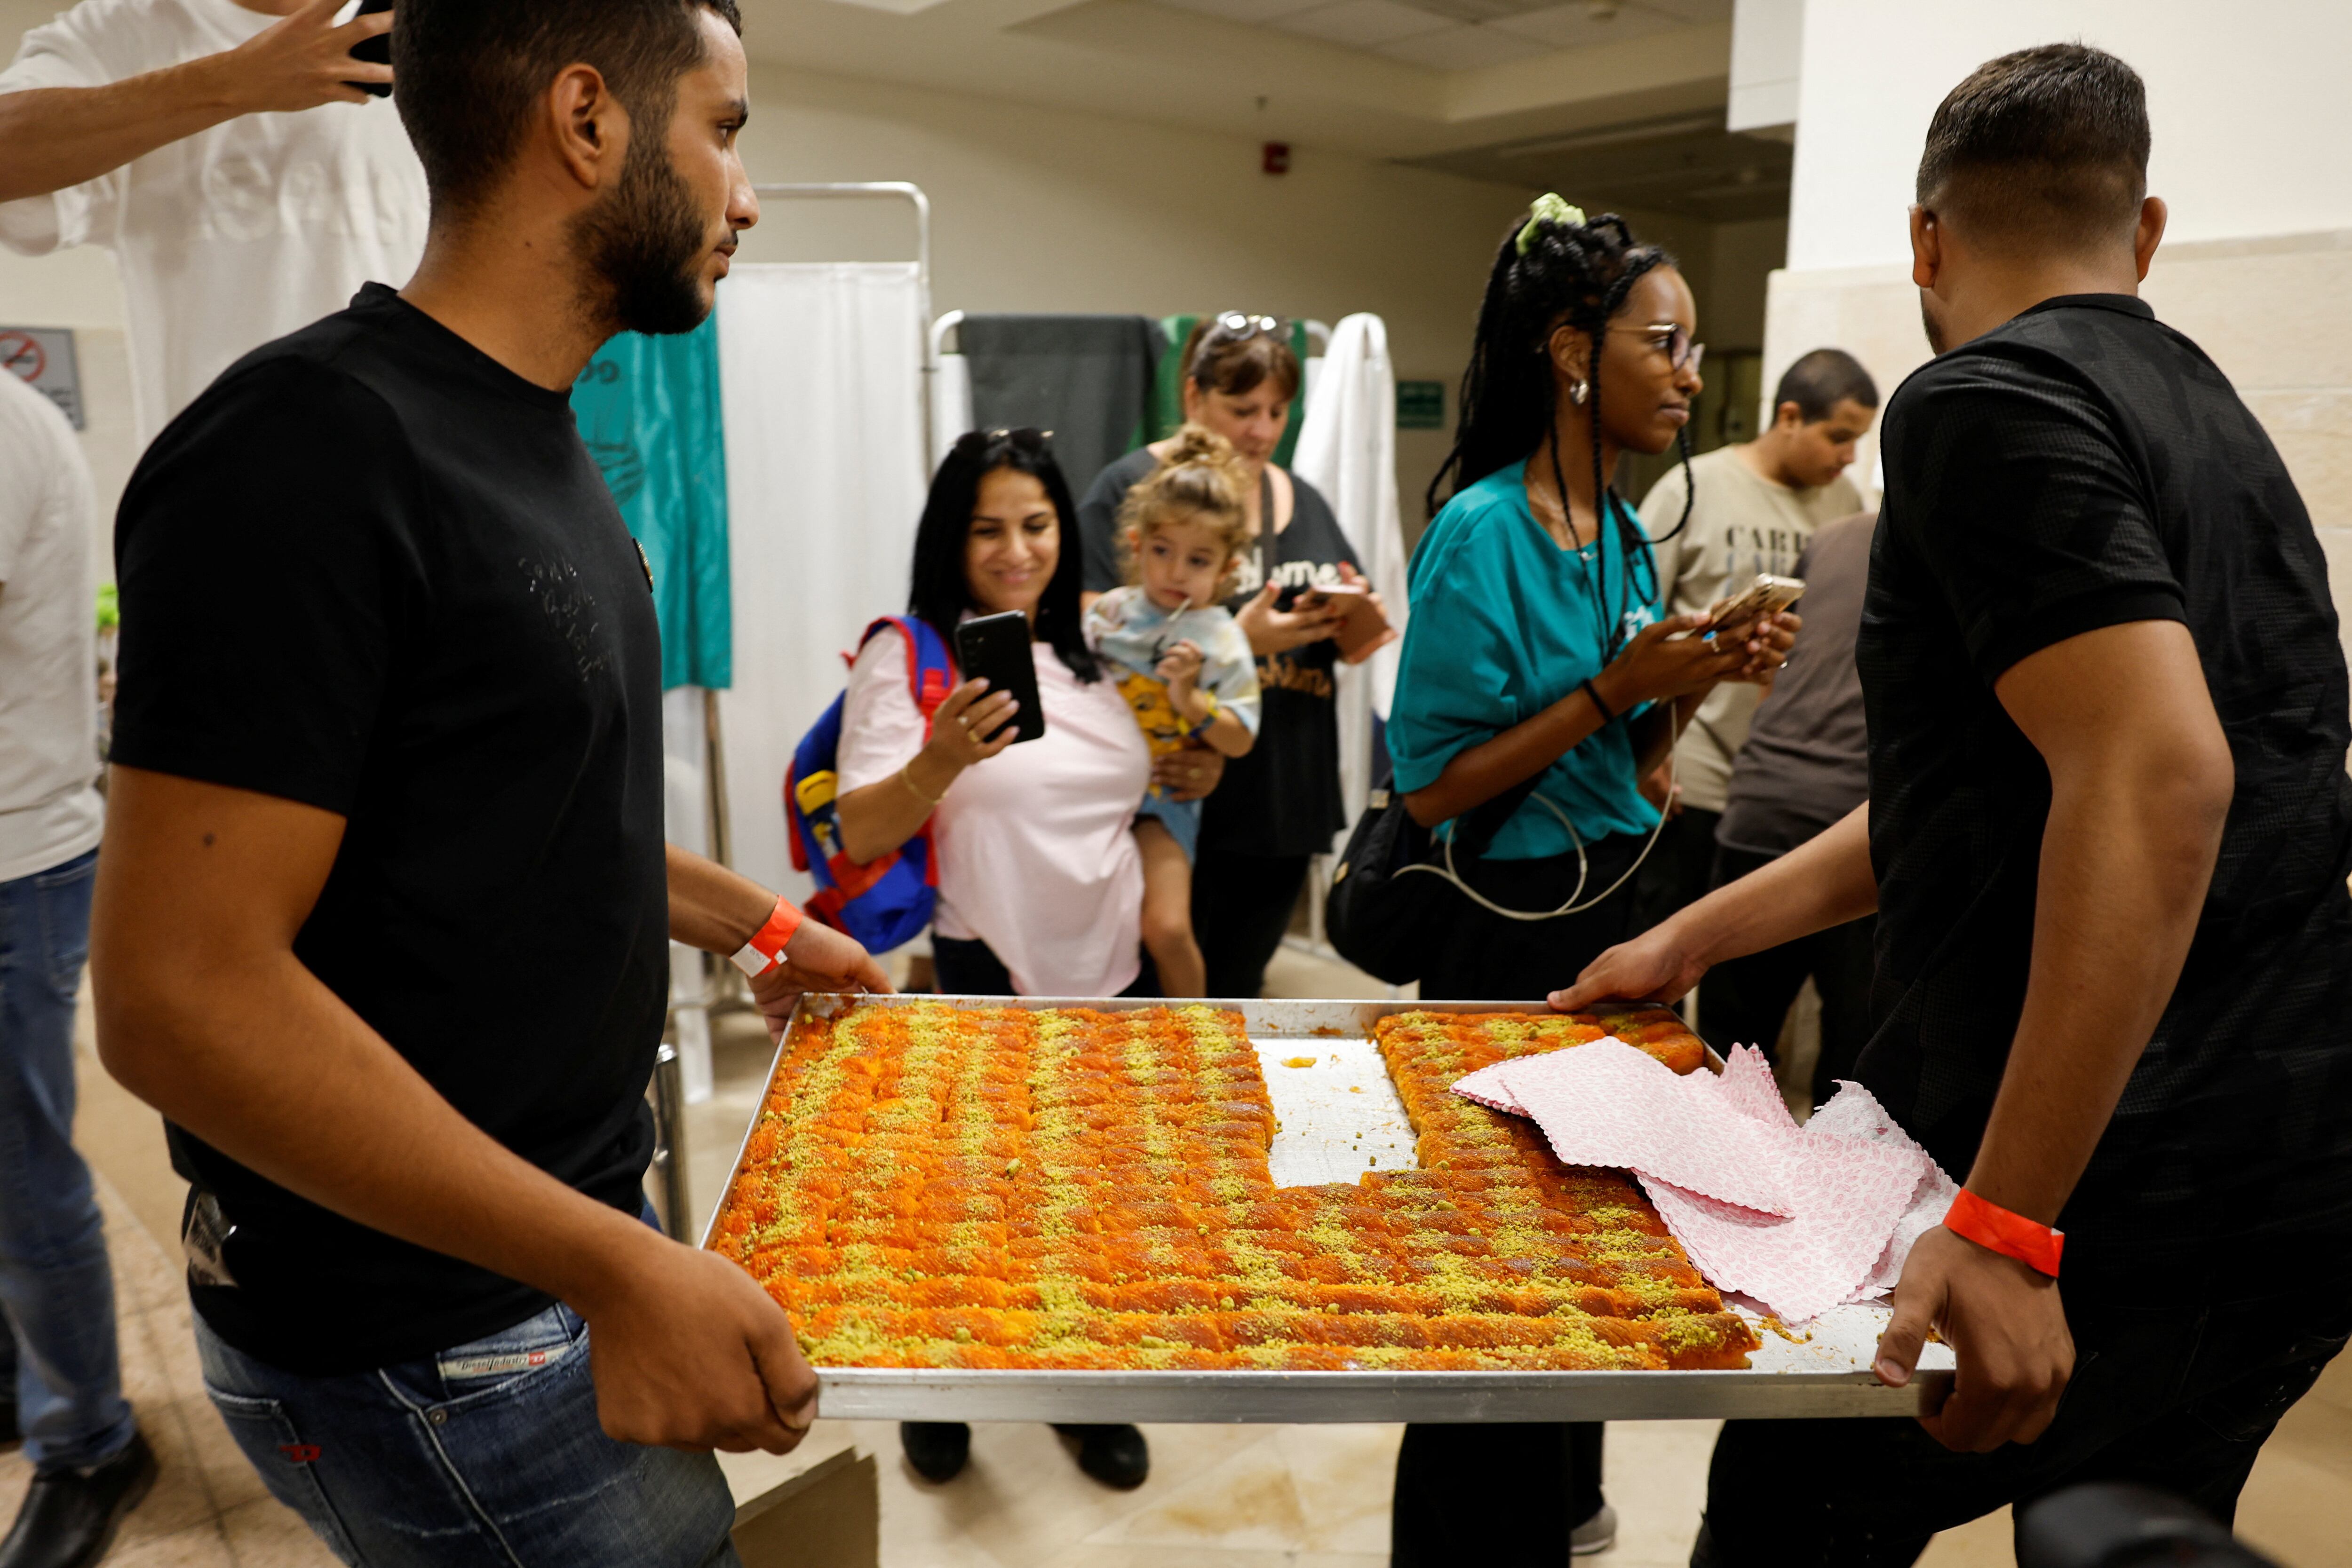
[727,894,804,979]
[1943,1188,2065,1277]
[1581,677,1618,725]
[1188,692,1221,737]
[901,760,945,808]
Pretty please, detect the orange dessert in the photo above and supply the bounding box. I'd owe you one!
[708,1002,1757,1373]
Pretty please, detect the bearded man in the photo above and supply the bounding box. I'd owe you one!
[86,5,888,1565]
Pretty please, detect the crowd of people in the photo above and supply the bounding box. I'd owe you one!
[0,2,2346,1568]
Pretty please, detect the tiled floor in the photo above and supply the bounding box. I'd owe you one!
[23,951,2352,1567]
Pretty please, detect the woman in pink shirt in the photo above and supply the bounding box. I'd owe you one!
[835,428,1155,999]
[833,428,1160,1488]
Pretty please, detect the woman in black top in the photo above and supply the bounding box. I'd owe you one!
[1078,314,1382,997]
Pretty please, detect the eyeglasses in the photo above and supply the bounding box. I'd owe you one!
[1206,312,1283,342]
[1609,322,1704,375]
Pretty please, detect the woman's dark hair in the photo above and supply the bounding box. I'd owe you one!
[1180,313,1303,403]
[1429,204,1692,657]
[909,429,1100,683]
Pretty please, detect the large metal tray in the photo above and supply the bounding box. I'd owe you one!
[706,993,1955,1423]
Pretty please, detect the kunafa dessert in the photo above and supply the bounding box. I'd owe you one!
[708,1002,1757,1372]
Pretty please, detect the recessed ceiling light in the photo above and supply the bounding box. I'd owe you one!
[1588,0,1621,17]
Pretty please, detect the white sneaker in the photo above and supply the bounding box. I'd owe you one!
[1571,1502,1619,1556]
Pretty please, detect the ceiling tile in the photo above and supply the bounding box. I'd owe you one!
[1634,0,1734,23]
[1150,0,1330,24]
[1274,0,1453,48]
[1375,22,1555,68]
[1489,2,1677,49]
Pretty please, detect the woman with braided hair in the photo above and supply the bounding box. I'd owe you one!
[1384,198,1796,1561]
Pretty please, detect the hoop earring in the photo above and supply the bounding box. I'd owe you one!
[1570,380,1589,406]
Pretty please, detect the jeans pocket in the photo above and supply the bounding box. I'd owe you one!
[203,1386,364,1565]
[426,1304,585,1410]
[32,854,95,998]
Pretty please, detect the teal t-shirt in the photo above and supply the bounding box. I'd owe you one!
[1390,460,1662,859]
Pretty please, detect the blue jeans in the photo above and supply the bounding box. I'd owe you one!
[0,847,134,1472]
[198,1299,741,1567]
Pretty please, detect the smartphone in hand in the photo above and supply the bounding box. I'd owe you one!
[1706,573,1805,638]
[953,611,1047,745]
[1295,583,1398,666]
[347,0,393,99]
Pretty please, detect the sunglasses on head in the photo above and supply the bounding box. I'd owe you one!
[954,427,1055,455]
[1204,312,1283,344]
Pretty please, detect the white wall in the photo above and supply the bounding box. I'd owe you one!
[1787,0,2352,273]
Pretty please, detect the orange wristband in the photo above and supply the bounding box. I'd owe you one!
[727,895,804,978]
[1943,1188,2065,1277]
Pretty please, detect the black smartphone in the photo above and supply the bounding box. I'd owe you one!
[347,0,393,99]
[953,611,1047,746]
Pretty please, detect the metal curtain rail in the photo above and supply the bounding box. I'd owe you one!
[749,181,937,464]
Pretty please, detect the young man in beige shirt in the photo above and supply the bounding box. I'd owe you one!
[1628,348,1878,944]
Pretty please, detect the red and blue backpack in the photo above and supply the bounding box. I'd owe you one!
[784,617,957,953]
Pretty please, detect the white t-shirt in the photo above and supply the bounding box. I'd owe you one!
[837,626,1152,998]
[1639,445,1862,814]
[0,0,429,443]
[0,372,102,883]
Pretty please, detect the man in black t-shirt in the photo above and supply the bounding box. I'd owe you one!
[1562,44,2352,1559]
[87,4,887,1565]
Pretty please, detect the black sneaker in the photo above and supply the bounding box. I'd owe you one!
[898,1421,970,1483]
[0,1430,158,1568]
[1054,1423,1149,1489]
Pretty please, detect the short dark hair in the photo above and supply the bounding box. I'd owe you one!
[1916,42,2149,253]
[1773,348,1878,423]
[910,431,1099,684]
[1181,316,1303,404]
[393,0,744,217]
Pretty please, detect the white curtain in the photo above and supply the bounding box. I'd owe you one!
[661,689,715,1101]
[715,262,930,904]
[1293,313,1407,846]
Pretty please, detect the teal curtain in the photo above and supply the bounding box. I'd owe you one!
[1150,315,1309,469]
[573,318,732,690]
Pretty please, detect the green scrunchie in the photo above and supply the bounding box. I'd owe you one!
[1516,193,1588,254]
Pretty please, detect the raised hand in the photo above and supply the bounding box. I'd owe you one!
[220,0,396,112]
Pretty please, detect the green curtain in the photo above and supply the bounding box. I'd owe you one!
[1149,315,1309,469]
[572,317,732,690]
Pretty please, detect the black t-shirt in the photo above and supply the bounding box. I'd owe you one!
[1079,446,1359,858]
[112,285,668,1374]
[1716,511,1873,858]
[1859,294,2352,1280]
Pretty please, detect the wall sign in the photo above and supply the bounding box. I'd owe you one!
[1397,379,1445,431]
[0,327,85,429]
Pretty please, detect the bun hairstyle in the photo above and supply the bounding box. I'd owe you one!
[1430,198,1693,657]
[1116,425,1255,594]
[1181,313,1303,404]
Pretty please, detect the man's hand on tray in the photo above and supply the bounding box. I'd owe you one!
[752,921,896,1042]
[573,1225,819,1454]
[1873,1224,2074,1453]
[1548,920,1707,1010]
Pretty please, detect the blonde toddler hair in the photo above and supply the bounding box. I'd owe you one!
[1115,424,1254,594]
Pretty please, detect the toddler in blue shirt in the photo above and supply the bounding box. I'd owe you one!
[1083,426,1262,997]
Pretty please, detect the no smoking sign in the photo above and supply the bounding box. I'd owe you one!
[0,326,84,429]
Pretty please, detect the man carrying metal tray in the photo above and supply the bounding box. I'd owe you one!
[1559,42,2352,1564]
[86,3,890,1565]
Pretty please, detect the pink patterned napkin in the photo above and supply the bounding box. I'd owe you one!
[1454,1040,1795,1216]
[1453,1042,1954,1323]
